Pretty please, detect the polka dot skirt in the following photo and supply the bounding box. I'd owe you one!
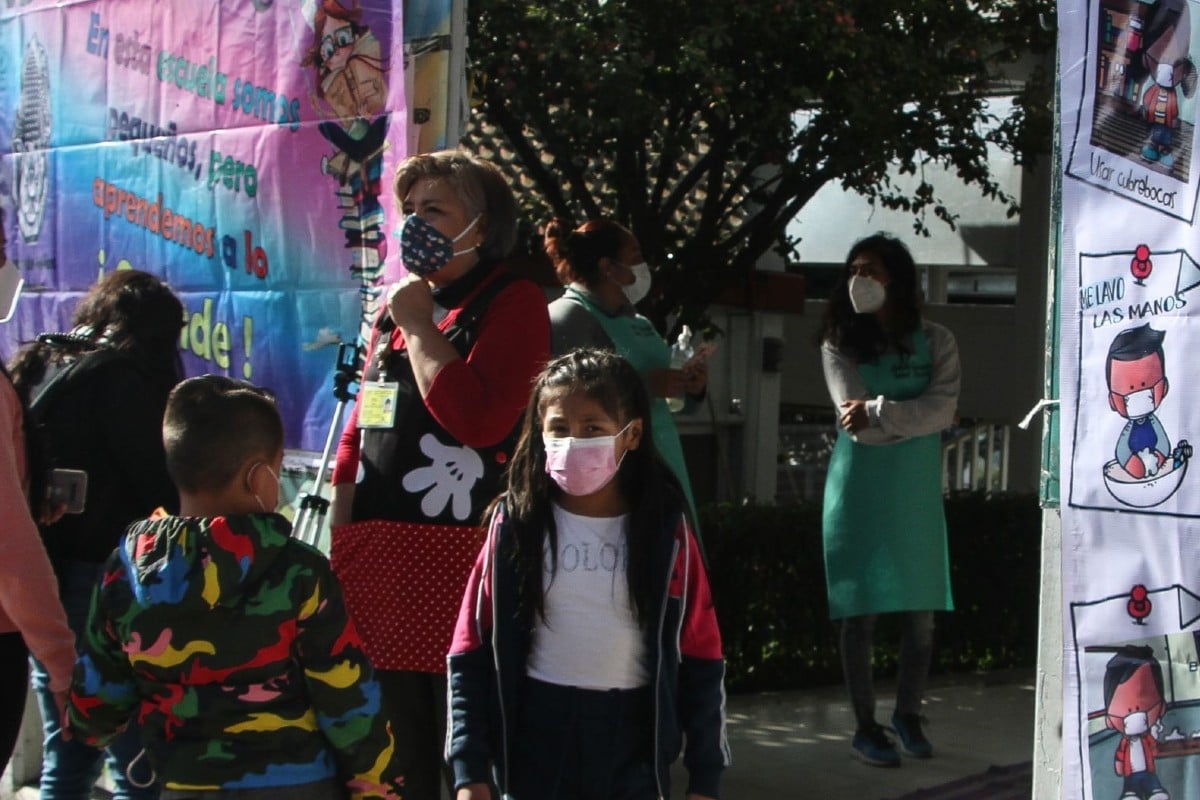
[330,518,484,673]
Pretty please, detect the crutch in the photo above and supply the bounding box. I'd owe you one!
[293,342,359,551]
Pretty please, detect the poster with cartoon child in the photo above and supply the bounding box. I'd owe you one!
[1072,586,1200,800]
[1065,0,1200,222]
[1058,3,1200,798]
[1070,244,1199,514]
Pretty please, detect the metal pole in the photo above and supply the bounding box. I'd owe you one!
[293,343,359,551]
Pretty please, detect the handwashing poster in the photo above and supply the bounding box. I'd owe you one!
[1060,2,1200,798]
[1070,246,1196,515]
[0,0,463,453]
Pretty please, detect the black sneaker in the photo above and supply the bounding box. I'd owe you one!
[891,711,933,758]
[851,723,901,767]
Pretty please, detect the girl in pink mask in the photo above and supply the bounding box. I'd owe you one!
[448,348,729,800]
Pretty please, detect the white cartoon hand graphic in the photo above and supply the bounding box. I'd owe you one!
[401,433,485,521]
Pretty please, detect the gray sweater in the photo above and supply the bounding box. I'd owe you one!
[820,319,960,445]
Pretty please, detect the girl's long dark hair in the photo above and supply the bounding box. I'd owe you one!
[487,348,686,628]
[817,232,922,362]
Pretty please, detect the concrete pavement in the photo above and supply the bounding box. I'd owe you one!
[706,669,1036,799]
[3,669,1037,800]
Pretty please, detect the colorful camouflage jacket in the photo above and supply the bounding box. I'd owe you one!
[68,513,402,798]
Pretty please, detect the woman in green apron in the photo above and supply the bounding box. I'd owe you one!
[818,233,960,768]
[543,218,705,523]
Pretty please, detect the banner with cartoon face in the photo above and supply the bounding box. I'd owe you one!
[1061,3,1200,799]
[0,0,409,451]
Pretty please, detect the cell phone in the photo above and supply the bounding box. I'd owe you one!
[46,468,88,514]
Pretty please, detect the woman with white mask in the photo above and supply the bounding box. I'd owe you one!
[817,232,961,769]
[544,218,705,527]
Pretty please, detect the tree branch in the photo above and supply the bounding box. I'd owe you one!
[484,85,574,220]
[505,86,602,221]
[649,107,698,210]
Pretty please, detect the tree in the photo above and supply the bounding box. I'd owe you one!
[465,0,1055,328]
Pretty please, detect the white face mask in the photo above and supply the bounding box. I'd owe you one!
[848,274,887,314]
[1123,387,1157,419]
[1156,63,1174,88]
[622,262,652,305]
[1123,710,1149,736]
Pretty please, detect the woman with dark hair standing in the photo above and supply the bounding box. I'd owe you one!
[330,149,550,800]
[11,269,184,799]
[817,233,960,768]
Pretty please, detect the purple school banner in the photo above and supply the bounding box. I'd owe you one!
[0,0,407,450]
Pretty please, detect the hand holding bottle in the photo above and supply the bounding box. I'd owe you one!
[667,326,695,412]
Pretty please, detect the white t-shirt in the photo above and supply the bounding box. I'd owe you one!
[525,504,650,690]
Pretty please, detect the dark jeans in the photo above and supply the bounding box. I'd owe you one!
[375,669,452,800]
[840,611,935,730]
[507,678,657,800]
[0,631,29,768]
[31,560,159,800]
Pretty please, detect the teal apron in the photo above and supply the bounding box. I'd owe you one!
[563,288,698,519]
[821,330,953,619]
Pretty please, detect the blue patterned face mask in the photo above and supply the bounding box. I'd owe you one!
[399,213,480,276]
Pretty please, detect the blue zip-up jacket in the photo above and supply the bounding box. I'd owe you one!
[446,501,730,798]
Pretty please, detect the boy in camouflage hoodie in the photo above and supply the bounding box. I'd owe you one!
[68,375,402,799]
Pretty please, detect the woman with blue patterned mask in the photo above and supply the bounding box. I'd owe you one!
[329,149,551,800]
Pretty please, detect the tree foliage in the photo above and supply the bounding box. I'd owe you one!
[466,0,1055,327]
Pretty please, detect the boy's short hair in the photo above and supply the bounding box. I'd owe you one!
[164,375,284,493]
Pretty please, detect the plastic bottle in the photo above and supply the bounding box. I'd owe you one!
[666,325,694,413]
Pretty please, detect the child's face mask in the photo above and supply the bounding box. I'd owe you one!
[543,422,633,496]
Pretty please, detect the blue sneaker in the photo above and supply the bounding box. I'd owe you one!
[851,724,901,767]
[891,711,933,758]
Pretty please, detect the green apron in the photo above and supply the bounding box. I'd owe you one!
[821,329,953,619]
[563,288,698,518]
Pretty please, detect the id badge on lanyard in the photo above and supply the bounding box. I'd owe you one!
[358,332,399,429]
[358,381,399,429]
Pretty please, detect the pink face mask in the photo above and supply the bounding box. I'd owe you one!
[543,422,633,496]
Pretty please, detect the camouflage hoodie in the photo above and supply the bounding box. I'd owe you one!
[68,513,402,798]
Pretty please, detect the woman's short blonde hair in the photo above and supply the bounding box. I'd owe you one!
[393,149,519,260]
